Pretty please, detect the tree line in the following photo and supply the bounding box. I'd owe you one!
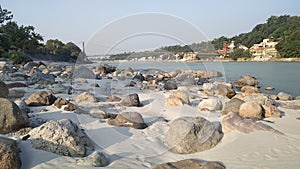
[0,5,81,64]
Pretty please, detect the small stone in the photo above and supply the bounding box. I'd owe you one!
[120,93,141,107]
[25,91,57,106]
[277,92,293,101]
[153,159,226,169]
[198,98,223,111]
[222,98,245,115]
[265,87,275,91]
[74,92,97,103]
[76,151,108,167]
[262,105,281,118]
[163,81,177,90]
[166,96,183,107]
[107,112,147,129]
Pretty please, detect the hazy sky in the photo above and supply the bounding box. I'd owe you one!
[1,0,299,54]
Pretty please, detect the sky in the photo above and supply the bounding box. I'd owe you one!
[1,0,299,55]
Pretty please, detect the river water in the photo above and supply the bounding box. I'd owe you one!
[94,61,300,97]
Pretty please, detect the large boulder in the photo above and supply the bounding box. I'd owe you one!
[0,138,22,169]
[73,66,96,79]
[243,93,275,106]
[222,98,245,115]
[8,89,25,99]
[175,73,196,86]
[107,112,147,129]
[74,92,97,103]
[120,93,141,107]
[0,98,29,134]
[153,159,226,169]
[217,84,236,99]
[239,102,263,119]
[29,119,94,157]
[163,81,178,90]
[277,92,293,101]
[29,72,56,85]
[49,83,71,94]
[235,75,259,88]
[0,80,9,98]
[221,112,283,134]
[25,91,57,106]
[164,116,223,154]
[198,98,223,111]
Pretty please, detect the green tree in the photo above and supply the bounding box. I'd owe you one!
[276,29,300,58]
[0,5,13,24]
[3,49,26,64]
[228,49,251,60]
[64,42,81,57]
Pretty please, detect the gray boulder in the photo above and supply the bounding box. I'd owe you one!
[25,91,57,106]
[176,73,196,86]
[14,100,30,114]
[0,138,22,169]
[8,89,25,99]
[73,66,96,79]
[49,83,72,94]
[29,72,56,85]
[222,98,245,115]
[164,81,178,90]
[277,92,293,101]
[0,98,29,134]
[76,151,108,167]
[120,93,141,107]
[153,159,226,169]
[164,116,223,154]
[29,119,94,157]
[107,112,147,129]
[0,80,9,98]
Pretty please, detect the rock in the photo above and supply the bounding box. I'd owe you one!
[153,159,226,169]
[120,93,141,107]
[176,73,196,86]
[221,112,283,134]
[164,116,223,154]
[262,105,281,118]
[14,100,30,114]
[76,151,108,167]
[243,93,275,106]
[53,98,69,109]
[64,103,76,111]
[90,83,100,87]
[163,81,177,90]
[0,138,22,169]
[74,92,97,103]
[0,98,29,134]
[73,66,96,79]
[241,85,260,92]
[265,87,275,91]
[107,95,122,102]
[171,90,190,104]
[239,102,263,119]
[25,91,57,106]
[8,89,25,99]
[29,72,56,85]
[166,96,183,107]
[124,67,134,75]
[217,84,236,99]
[49,83,71,94]
[6,82,27,88]
[203,83,215,91]
[235,75,259,88]
[107,112,147,129]
[133,73,144,82]
[208,71,223,78]
[0,80,9,98]
[29,119,94,157]
[295,96,300,100]
[198,98,223,111]
[23,61,39,70]
[90,109,106,119]
[277,92,293,101]
[222,98,245,115]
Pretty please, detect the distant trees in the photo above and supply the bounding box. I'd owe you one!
[228,49,251,60]
[0,6,81,64]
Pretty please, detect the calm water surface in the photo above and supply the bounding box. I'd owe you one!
[96,61,300,97]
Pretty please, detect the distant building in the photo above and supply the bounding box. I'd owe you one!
[250,39,279,60]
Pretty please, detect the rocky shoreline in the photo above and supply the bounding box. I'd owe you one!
[0,60,300,169]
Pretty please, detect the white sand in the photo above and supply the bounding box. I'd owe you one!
[14,77,300,169]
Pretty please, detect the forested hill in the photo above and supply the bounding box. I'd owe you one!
[158,15,300,58]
